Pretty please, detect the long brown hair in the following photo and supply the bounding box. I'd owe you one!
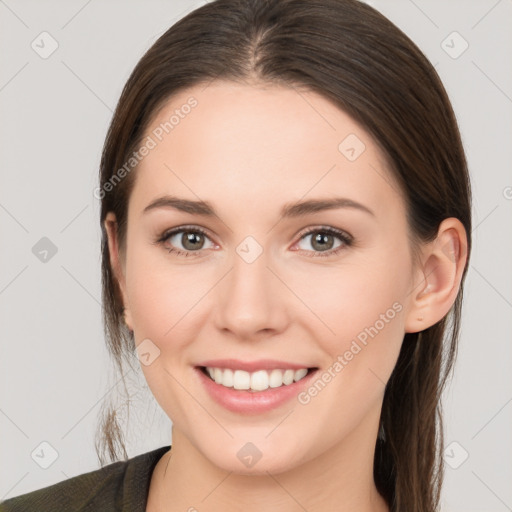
[95,1,472,510]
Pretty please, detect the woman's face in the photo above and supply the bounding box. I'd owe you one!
[111,80,421,474]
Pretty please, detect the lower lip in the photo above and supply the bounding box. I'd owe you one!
[195,367,318,414]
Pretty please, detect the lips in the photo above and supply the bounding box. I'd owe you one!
[194,360,318,415]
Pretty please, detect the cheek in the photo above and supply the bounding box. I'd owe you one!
[124,252,206,420]
[292,260,407,341]
[127,274,171,337]
[125,244,209,337]
[292,250,410,388]
[292,267,407,441]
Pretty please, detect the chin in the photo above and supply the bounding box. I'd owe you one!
[203,442,308,476]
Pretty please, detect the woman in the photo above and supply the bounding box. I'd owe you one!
[0,0,471,510]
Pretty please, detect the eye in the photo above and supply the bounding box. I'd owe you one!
[155,225,216,257]
[293,226,353,258]
[154,225,353,259]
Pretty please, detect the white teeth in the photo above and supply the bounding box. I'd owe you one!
[250,370,268,391]
[269,369,284,388]
[205,366,310,391]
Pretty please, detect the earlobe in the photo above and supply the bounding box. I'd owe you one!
[104,212,134,331]
[405,218,468,333]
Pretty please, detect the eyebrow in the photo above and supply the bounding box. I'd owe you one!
[142,195,375,218]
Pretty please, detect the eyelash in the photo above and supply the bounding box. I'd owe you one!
[154,225,353,259]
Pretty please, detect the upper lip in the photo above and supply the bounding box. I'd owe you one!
[197,359,316,372]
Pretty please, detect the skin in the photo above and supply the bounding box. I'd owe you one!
[104,80,468,512]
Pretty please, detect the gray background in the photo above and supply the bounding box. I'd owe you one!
[0,0,511,510]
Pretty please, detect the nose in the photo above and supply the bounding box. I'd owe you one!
[213,245,289,340]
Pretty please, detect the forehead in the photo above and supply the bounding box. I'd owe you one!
[131,80,404,222]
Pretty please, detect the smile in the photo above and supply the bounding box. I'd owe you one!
[202,366,312,392]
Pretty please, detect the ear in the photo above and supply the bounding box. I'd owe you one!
[104,212,134,332]
[405,218,468,333]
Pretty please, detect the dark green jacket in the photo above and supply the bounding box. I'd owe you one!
[0,445,171,511]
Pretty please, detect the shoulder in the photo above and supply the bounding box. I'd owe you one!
[0,445,171,512]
